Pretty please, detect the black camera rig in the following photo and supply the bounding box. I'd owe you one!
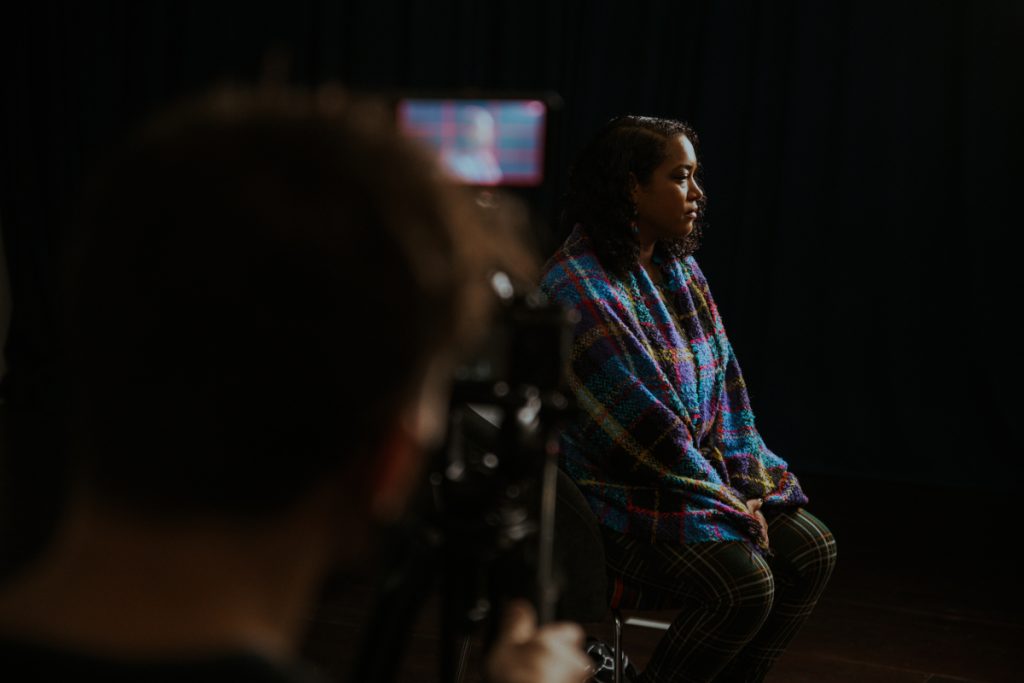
[350,270,578,683]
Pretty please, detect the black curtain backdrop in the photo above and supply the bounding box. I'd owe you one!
[2,0,1022,493]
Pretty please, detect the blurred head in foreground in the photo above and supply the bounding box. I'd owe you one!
[64,85,508,529]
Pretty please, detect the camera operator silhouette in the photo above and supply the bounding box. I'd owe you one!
[0,85,590,683]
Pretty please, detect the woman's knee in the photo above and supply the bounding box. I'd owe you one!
[770,509,837,590]
[695,544,776,631]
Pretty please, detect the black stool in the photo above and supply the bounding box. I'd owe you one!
[554,468,670,683]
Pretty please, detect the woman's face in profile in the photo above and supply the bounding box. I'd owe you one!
[633,134,704,242]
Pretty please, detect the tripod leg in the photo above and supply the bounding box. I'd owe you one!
[454,635,472,683]
[613,610,624,683]
[349,525,438,683]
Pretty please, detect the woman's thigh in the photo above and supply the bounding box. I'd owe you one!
[602,529,774,614]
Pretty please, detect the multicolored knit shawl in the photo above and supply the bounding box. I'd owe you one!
[541,225,807,547]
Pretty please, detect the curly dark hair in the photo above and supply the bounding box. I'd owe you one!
[560,115,705,276]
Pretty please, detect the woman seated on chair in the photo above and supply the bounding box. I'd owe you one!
[541,116,837,683]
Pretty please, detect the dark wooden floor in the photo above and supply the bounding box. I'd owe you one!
[302,473,1022,682]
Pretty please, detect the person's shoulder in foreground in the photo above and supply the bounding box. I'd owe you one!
[0,637,327,682]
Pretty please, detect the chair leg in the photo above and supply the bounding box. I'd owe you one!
[612,609,624,683]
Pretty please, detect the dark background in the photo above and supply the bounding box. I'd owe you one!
[1,0,1021,505]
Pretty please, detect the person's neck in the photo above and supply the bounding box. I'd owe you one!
[637,238,656,268]
[637,236,660,282]
[0,495,337,659]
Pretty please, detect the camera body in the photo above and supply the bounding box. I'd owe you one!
[434,272,578,636]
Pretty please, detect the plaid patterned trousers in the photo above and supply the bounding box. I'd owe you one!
[603,509,836,683]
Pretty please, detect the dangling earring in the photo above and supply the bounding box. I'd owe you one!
[628,205,640,238]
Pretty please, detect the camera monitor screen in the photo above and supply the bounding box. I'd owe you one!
[397,98,547,187]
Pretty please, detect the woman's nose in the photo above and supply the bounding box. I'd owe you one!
[689,178,704,201]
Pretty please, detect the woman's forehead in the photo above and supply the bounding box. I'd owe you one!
[662,134,697,164]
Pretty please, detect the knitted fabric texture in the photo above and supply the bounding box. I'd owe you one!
[541,225,807,547]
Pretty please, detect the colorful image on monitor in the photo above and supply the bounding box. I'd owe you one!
[397,99,547,187]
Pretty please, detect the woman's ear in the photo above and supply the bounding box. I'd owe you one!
[628,172,641,204]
